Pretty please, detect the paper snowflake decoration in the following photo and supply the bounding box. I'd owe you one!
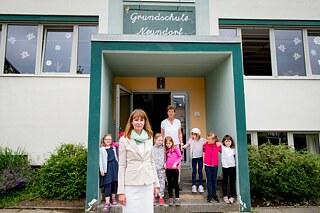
[65,33,71,39]
[55,45,61,51]
[27,33,35,40]
[21,51,30,59]
[278,44,286,52]
[293,37,302,45]
[8,36,16,45]
[310,49,317,56]
[46,60,52,66]
[318,59,320,65]
[293,52,301,60]
[314,37,320,45]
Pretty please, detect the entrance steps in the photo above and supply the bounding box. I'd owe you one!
[97,169,240,213]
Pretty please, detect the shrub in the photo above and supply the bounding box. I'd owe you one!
[35,144,87,200]
[0,147,33,195]
[248,143,320,205]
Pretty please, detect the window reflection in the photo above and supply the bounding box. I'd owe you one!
[4,25,38,74]
[257,132,287,146]
[77,26,97,74]
[242,28,272,76]
[307,30,320,75]
[275,30,306,76]
[294,134,320,154]
[43,29,73,73]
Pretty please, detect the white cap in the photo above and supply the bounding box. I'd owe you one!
[191,128,201,135]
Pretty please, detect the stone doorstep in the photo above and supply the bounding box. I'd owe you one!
[97,202,240,213]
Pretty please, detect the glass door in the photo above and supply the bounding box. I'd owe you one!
[171,91,190,168]
[116,84,133,139]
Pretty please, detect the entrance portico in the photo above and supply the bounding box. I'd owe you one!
[85,34,251,212]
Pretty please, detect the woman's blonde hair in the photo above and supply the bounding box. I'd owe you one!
[123,109,153,139]
[167,104,176,112]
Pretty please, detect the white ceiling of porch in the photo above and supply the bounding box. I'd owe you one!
[103,51,231,77]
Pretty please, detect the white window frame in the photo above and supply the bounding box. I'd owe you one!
[0,23,7,74]
[41,25,74,75]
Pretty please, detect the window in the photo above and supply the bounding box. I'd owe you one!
[275,29,306,76]
[307,29,320,75]
[241,28,272,76]
[77,26,97,74]
[293,134,320,154]
[257,131,287,146]
[219,28,237,37]
[42,28,73,73]
[247,133,252,145]
[4,25,38,74]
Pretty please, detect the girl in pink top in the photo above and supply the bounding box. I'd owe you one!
[164,136,182,206]
[203,132,221,203]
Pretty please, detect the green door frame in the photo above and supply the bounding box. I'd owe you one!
[85,36,251,212]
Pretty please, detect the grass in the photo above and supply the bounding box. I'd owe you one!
[0,185,39,208]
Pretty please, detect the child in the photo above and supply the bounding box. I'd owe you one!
[221,135,236,204]
[164,136,182,206]
[181,128,206,193]
[99,134,119,212]
[152,133,166,205]
[203,132,221,203]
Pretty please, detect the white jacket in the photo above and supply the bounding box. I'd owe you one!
[99,146,118,174]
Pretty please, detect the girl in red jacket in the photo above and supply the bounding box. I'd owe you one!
[203,132,221,203]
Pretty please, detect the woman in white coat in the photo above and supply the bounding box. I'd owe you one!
[118,109,159,213]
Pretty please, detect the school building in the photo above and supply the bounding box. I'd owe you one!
[1,0,320,212]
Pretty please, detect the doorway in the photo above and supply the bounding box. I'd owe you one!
[133,93,170,134]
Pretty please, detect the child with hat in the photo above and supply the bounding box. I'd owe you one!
[181,128,206,193]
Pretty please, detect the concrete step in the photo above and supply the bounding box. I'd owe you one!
[98,169,239,212]
[97,199,239,213]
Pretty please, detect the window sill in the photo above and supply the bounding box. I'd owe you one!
[0,74,90,78]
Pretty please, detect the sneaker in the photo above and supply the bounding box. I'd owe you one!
[174,198,181,206]
[229,197,235,204]
[191,185,197,193]
[168,198,174,206]
[102,203,110,212]
[223,196,230,204]
[198,185,204,193]
[212,195,220,203]
[207,196,212,203]
[159,197,164,205]
[111,198,117,205]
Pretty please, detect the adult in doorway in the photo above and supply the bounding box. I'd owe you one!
[161,104,183,148]
[161,104,184,183]
[118,109,159,213]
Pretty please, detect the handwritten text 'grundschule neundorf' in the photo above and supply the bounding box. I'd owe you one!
[130,12,189,24]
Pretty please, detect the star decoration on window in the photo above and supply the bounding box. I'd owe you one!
[8,36,17,45]
[26,33,35,40]
[293,37,302,45]
[55,45,61,51]
[293,52,301,60]
[21,51,30,59]
[310,49,317,56]
[278,44,286,52]
[46,60,52,66]
[314,37,320,45]
[65,33,71,39]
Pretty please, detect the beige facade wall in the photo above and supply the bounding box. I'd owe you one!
[114,77,207,136]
